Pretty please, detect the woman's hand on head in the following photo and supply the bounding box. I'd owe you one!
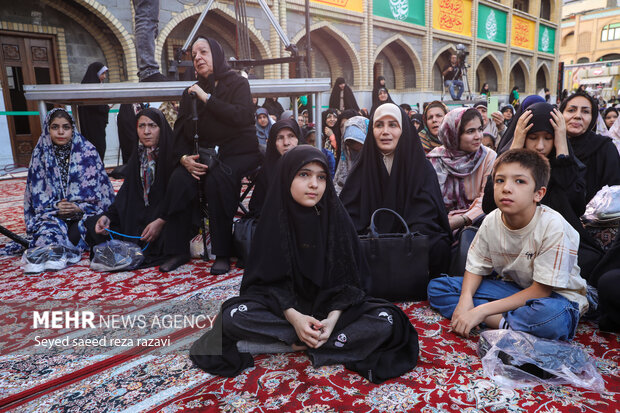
[95,215,110,234]
[188,83,209,103]
[181,154,208,180]
[550,108,569,156]
[284,308,323,348]
[511,110,533,149]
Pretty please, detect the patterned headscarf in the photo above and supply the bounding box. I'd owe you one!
[419,101,448,153]
[24,108,114,250]
[427,107,489,211]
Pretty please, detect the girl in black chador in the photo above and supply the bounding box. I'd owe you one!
[190,146,419,383]
[159,36,261,274]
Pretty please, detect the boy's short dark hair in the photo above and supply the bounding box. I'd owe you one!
[492,148,550,191]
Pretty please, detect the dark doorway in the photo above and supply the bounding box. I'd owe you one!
[0,33,59,166]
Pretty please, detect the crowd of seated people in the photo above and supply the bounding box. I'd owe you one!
[16,37,620,384]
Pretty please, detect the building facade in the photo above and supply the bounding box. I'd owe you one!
[0,0,561,167]
[560,2,620,97]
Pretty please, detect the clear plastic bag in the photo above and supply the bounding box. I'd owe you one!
[21,244,81,273]
[581,185,620,226]
[90,239,144,272]
[477,330,605,392]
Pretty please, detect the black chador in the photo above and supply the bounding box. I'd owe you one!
[160,36,261,269]
[79,62,109,163]
[339,106,452,276]
[85,108,174,267]
[329,78,359,112]
[248,118,304,216]
[558,92,620,203]
[190,146,419,383]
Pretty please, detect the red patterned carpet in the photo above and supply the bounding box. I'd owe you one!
[0,177,619,412]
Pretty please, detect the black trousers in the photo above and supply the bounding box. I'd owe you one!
[598,269,620,333]
[162,151,261,257]
[221,298,394,367]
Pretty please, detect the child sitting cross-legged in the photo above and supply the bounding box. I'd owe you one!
[427,148,588,341]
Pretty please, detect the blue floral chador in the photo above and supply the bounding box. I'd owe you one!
[24,108,114,250]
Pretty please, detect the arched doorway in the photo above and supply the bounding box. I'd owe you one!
[536,65,548,91]
[373,40,418,89]
[433,49,455,91]
[475,55,501,93]
[294,26,357,86]
[509,61,528,92]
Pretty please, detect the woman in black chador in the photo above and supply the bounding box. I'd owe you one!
[329,77,359,112]
[79,62,109,163]
[190,146,419,383]
[248,118,304,216]
[559,90,620,203]
[340,103,452,277]
[86,108,175,267]
[159,36,261,273]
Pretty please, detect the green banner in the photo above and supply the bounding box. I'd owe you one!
[373,0,425,27]
[538,25,556,54]
[477,4,507,44]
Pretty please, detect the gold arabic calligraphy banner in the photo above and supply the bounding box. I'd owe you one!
[511,15,535,50]
[432,0,472,37]
[310,0,363,13]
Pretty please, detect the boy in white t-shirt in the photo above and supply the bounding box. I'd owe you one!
[428,148,588,340]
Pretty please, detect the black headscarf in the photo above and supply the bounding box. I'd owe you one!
[603,107,619,129]
[411,113,424,133]
[339,104,451,275]
[81,62,106,84]
[496,94,546,153]
[242,145,366,315]
[249,119,305,215]
[192,36,233,94]
[263,119,304,179]
[558,90,620,202]
[329,78,360,112]
[370,89,395,116]
[372,77,393,108]
[106,108,174,261]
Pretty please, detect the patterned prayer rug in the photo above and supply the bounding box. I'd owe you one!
[0,178,618,412]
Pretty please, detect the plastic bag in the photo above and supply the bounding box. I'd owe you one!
[90,239,144,272]
[189,232,215,260]
[21,244,81,273]
[478,330,604,392]
[581,185,620,226]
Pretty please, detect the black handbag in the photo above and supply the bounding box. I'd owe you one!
[233,216,258,268]
[359,208,429,302]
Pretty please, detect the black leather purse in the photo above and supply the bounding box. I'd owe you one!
[359,208,429,302]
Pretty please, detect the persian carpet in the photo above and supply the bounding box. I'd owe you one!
[0,178,618,412]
